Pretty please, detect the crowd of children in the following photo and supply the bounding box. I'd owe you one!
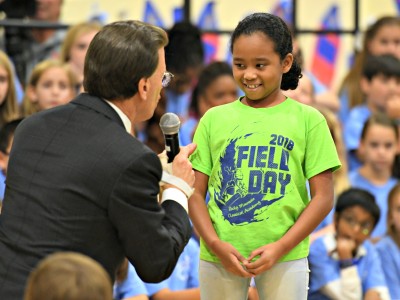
[0,6,399,300]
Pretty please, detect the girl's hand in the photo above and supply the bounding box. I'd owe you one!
[210,240,253,277]
[243,241,286,276]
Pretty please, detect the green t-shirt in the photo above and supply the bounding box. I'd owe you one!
[190,98,341,263]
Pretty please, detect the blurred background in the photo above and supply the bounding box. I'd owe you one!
[0,0,399,93]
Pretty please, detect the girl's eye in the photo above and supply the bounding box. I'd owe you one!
[42,82,52,88]
[370,142,379,148]
[256,64,265,68]
[385,142,396,149]
[234,64,245,69]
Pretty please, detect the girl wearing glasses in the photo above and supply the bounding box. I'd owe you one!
[308,188,390,300]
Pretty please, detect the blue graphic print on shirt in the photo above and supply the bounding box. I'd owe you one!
[214,131,294,226]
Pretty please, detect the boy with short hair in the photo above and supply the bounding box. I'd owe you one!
[343,54,400,171]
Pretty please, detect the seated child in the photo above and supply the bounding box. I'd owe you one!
[24,252,113,300]
[308,188,390,300]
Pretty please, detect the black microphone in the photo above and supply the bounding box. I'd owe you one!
[159,113,181,163]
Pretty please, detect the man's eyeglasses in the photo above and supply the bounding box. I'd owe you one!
[162,72,174,88]
[342,214,373,235]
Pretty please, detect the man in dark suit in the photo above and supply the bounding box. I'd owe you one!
[0,20,196,299]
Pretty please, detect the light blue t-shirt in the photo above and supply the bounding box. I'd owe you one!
[0,172,5,201]
[376,235,400,300]
[113,263,148,299]
[145,237,200,295]
[166,237,199,290]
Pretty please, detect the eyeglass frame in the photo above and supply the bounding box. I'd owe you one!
[341,214,374,235]
[162,71,174,88]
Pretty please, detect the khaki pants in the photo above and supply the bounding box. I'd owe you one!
[199,258,310,300]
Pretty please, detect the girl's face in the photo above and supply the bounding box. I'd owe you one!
[335,205,375,249]
[69,30,98,73]
[29,67,75,111]
[368,24,400,59]
[0,65,9,105]
[232,32,292,108]
[389,192,400,236]
[198,75,238,116]
[360,123,398,173]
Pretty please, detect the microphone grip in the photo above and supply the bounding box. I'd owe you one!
[164,133,180,163]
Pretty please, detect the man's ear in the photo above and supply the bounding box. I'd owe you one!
[137,78,150,101]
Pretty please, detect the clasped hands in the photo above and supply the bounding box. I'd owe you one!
[210,239,286,278]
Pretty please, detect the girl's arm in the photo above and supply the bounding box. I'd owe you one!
[188,170,251,277]
[245,170,335,274]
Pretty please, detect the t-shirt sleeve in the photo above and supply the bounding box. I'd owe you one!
[190,113,213,176]
[304,112,341,179]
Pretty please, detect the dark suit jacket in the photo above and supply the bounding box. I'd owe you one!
[0,93,192,299]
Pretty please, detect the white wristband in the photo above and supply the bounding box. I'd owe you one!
[161,171,194,198]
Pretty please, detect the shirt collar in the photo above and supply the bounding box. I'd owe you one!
[105,100,132,134]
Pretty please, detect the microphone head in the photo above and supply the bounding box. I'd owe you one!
[159,113,181,135]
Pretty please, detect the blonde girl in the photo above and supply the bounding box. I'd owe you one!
[21,59,77,117]
[60,21,102,92]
